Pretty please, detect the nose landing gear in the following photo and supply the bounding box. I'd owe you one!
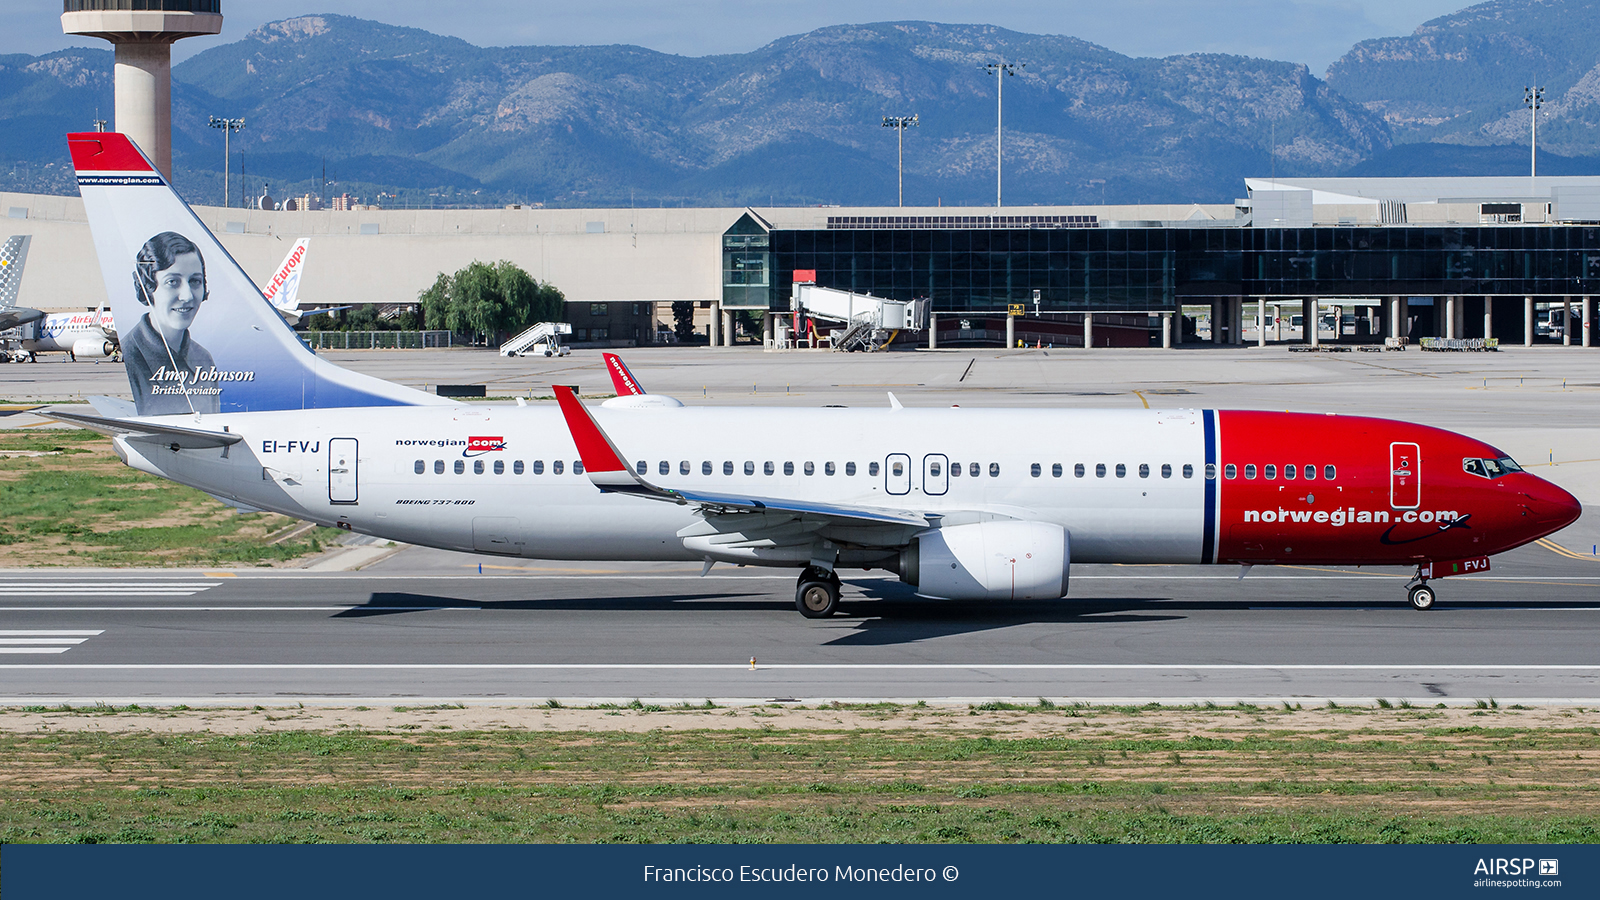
[1405,572,1436,611]
[795,566,842,618]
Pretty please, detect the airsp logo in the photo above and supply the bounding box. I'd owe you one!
[1474,858,1548,876]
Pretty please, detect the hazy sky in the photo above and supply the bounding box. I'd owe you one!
[21,0,1474,76]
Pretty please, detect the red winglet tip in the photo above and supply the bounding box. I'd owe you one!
[552,385,627,473]
[603,353,644,395]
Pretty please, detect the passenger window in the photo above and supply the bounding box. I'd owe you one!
[931,461,943,477]
[434,460,445,475]
[1223,464,1236,479]
[892,461,904,477]
[1095,463,1106,478]
[723,461,733,475]
[845,462,856,476]
[553,460,564,475]
[969,462,979,477]
[1161,464,1172,479]
[636,460,647,475]
[1030,463,1041,478]
[1264,464,1276,480]
[1284,464,1296,480]
[744,461,755,476]
[494,460,504,475]
[1303,464,1315,481]
[1186,464,1196,479]
[474,460,485,475]
[532,460,544,475]
[658,460,669,476]
[414,460,424,475]
[1075,463,1085,478]
[1244,464,1256,479]
[1115,464,1126,478]
[680,460,690,475]
[574,461,584,475]
[869,462,880,476]
[1052,463,1063,478]
[514,460,525,475]
[804,461,815,476]
[989,463,1000,477]
[764,461,775,476]
[1323,465,1336,480]
[702,461,712,475]
[825,462,836,476]
[784,461,794,476]
[1138,463,1150,478]
[454,460,465,475]
[951,462,962,477]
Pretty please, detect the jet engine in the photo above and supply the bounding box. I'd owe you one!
[901,521,1069,601]
[72,338,113,359]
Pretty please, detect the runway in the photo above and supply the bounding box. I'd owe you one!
[2,542,1597,705]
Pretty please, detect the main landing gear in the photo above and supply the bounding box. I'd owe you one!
[1405,576,1436,612]
[795,566,841,619]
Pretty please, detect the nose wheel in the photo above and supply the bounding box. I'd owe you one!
[796,567,841,618]
[1406,581,1436,611]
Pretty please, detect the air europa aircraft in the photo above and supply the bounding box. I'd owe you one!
[53,132,1581,617]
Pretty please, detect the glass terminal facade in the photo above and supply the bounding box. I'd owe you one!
[725,222,1600,314]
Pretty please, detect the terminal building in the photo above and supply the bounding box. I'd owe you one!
[6,172,1600,348]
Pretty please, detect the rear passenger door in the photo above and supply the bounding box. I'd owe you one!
[923,454,948,496]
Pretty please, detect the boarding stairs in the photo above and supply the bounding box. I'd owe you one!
[500,321,572,357]
[790,282,927,352]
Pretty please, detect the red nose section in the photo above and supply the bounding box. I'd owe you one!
[1521,477,1582,532]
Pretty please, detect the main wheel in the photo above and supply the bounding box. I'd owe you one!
[1407,583,1436,611]
[796,577,840,618]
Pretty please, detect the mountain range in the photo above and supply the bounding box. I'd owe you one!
[3,1,1599,208]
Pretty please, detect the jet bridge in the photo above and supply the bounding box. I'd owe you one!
[789,278,928,351]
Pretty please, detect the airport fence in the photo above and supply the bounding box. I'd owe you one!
[304,331,454,350]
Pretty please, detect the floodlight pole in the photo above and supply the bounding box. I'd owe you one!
[881,115,918,207]
[982,61,1023,208]
[208,116,246,208]
[1524,86,1543,179]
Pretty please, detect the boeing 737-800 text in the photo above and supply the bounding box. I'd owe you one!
[51,132,1581,617]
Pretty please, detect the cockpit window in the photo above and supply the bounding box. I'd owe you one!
[1465,457,1521,479]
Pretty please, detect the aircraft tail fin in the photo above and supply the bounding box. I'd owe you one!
[260,237,309,312]
[0,235,31,311]
[68,132,449,416]
[603,352,646,395]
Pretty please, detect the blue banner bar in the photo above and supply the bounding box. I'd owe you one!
[2,843,1593,899]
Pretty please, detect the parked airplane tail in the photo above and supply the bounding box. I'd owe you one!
[0,235,31,310]
[261,237,308,311]
[68,132,448,416]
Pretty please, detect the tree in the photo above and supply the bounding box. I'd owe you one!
[671,301,697,343]
[418,261,566,344]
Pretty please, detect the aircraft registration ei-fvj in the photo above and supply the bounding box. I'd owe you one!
[52,132,1582,617]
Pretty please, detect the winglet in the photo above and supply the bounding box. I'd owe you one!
[552,385,660,495]
[603,353,646,395]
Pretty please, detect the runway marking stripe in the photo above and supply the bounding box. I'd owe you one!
[0,648,71,655]
[2,664,1597,671]
[0,638,89,644]
[0,630,104,636]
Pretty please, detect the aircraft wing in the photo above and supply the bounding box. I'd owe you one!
[43,409,242,450]
[552,384,931,529]
[0,308,45,331]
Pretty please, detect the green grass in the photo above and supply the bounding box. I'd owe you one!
[0,430,322,566]
[2,722,1599,844]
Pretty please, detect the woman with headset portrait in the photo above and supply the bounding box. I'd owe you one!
[123,231,221,415]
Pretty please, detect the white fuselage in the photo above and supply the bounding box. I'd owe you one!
[23,310,116,356]
[113,404,1211,565]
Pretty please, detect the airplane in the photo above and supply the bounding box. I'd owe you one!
[258,237,349,326]
[49,132,1582,618]
[0,235,46,332]
[0,231,117,362]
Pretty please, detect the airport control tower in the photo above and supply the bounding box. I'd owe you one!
[61,1,223,178]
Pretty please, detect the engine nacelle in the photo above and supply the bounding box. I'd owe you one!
[72,338,113,359]
[903,521,1069,601]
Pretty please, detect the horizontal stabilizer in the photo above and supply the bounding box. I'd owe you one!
[87,396,136,418]
[43,409,242,449]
